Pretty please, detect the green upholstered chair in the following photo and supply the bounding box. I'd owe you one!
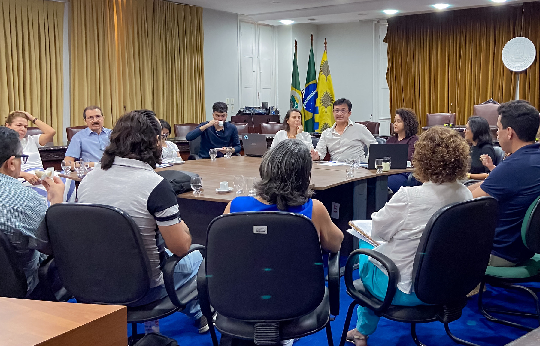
[478,196,540,331]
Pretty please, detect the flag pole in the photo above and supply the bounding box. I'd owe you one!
[324,38,327,52]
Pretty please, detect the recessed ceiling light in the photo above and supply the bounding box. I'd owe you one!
[280,20,294,25]
[491,0,507,3]
[383,9,399,15]
[432,4,451,10]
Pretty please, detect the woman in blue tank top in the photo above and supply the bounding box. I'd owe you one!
[224,139,343,253]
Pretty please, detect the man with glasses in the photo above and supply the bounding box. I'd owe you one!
[64,106,112,166]
[0,127,65,298]
[311,98,377,162]
[186,102,241,159]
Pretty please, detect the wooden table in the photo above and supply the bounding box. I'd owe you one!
[0,297,127,346]
[157,156,412,252]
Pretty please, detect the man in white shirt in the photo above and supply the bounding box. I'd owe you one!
[310,98,377,162]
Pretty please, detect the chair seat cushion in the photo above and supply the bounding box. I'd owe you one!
[128,276,198,323]
[485,255,540,279]
[215,288,330,341]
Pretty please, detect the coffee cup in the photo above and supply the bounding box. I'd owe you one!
[220,181,229,190]
[218,120,224,127]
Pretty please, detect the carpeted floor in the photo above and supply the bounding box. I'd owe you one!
[132,277,540,346]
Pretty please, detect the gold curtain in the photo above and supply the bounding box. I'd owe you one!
[0,0,64,142]
[70,0,205,129]
[386,4,540,128]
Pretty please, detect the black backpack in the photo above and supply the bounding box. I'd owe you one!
[157,170,199,194]
[134,333,178,346]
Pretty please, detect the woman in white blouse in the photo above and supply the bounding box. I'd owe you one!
[346,126,472,346]
[270,109,313,150]
[5,111,56,185]
[159,119,182,163]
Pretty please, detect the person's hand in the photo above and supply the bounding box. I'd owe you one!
[20,171,40,185]
[310,149,320,161]
[217,147,229,153]
[202,119,219,130]
[42,176,65,205]
[296,125,303,134]
[480,154,495,171]
[16,110,36,122]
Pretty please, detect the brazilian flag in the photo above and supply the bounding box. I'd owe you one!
[302,41,318,133]
[290,45,302,111]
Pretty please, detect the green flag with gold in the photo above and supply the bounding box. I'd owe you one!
[315,48,335,132]
[290,41,302,111]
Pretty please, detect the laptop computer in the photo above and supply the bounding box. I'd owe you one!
[368,144,408,169]
[242,134,268,157]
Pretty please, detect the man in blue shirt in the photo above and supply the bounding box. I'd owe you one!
[470,100,540,266]
[65,106,112,165]
[0,127,65,298]
[186,102,241,159]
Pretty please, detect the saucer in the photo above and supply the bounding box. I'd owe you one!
[216,187,233,193]
[173,160,184,165]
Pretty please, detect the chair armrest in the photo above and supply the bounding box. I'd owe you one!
[463,179,482,187]
[162,244,205,308]
[328,251,340,316]
[345,249,399,316]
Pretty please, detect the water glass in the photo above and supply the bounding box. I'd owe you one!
[234,175,245,195]
[190,176,203,196]
[224,147,233,159]
[74,161,87,179]
[245,177,257,196]
[209,148,217,161]
[346,166,354,178]
[382,156,392,172]
[61,160,71,174]
[375,158,384,174]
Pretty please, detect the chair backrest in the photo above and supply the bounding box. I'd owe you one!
[493,146,505,166]
[521,196,540,254]
[232,123,249,134]
[473,104,500,126]
[357,121,380,136]
[260,122,283,135]
[0,231,28,298]
[45,203,152,305]
[66,126,87,141]
[174,123,198,139]
[205,212,325,321]
[426,113,456,126]
[189,136,201,157]
[412,197,498,305]
[26,127,43,137]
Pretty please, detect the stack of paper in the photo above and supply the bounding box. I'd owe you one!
[347,220,380,247]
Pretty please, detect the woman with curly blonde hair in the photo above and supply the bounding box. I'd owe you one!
[346,126,472,346]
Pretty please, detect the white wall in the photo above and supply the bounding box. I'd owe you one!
[276,25,292,116]
[203,8,239,121]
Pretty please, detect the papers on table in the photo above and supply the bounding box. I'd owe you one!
[156,163,174,168]
[318,161,350,166]
[347,220,380,247]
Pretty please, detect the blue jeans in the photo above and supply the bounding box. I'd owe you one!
[355,242,426,335]
[130,249,204,320]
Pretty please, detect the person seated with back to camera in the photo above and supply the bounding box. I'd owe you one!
[270,109,313,150]
[159,119,183,163]
[310,98,377,162]
[186,101,241,159]
[386,108,419,192]
[346,126,472,346]
[464,116,497,181]
[77,110,209,333]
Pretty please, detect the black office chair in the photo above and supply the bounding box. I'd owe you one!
[339,197,498,346]
[45,203,203,344]
[198,212,340,346]
[188,136,201,160]
[478,195,540,331]
[0,230,28,298]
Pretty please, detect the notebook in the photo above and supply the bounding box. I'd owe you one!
[242,134,268,157]
[367,144,408,169]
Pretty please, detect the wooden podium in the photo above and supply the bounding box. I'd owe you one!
[0,297,127,346]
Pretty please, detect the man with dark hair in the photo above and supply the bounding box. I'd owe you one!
[0,127,64,298]
[186,101,241,159]
[77,110,209,333]
[311,98,377,161]
[470,100,540,266]
[64,105,112,165]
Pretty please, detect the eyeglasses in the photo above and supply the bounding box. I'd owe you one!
[14,154,29,164]
[333,109,349,114]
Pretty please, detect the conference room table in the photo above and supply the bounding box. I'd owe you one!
[156,156,412,254]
